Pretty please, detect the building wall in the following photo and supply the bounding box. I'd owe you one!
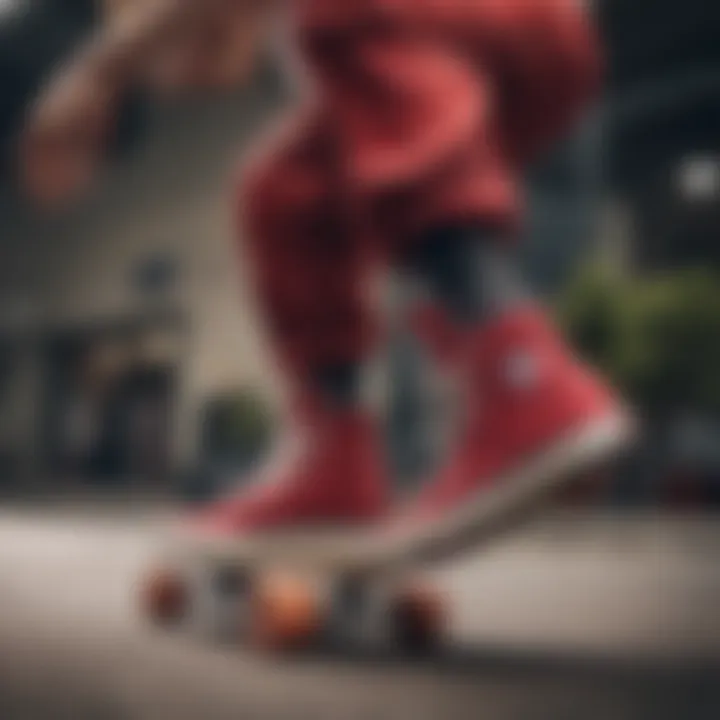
[0,66,291,473]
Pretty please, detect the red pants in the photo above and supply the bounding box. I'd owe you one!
[237,0,600,382]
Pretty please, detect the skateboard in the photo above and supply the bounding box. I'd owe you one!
[140,527,446,655]
[140,413,633,654]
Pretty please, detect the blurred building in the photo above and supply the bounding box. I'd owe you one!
[0,58,289,489]
[0,0,718,502]
[602,0,720,271]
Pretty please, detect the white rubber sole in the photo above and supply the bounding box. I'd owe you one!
[380,409,638,568]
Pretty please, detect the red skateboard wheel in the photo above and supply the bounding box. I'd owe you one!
[141,568,188,625]
[391,583,446,654]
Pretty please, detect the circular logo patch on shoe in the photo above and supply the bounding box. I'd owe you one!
[504,351,540,390]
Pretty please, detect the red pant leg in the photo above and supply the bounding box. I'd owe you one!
[304,28,515,245]
[295,0,600,247]
[236,112,378,385]
[234,0,601,385]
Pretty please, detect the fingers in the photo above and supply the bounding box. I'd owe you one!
[20,68,117,206]
[20,135,102,207]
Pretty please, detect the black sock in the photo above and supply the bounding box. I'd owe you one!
[312,363,362,407]
[409,225,528,324]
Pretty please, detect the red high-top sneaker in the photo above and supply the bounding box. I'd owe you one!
[387,306,634,558]
[186,399,390,542]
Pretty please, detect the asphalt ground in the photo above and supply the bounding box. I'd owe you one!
[1,507,719,720]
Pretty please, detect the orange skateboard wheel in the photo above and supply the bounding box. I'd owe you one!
[250,572,322,652]
[141,567,188,625]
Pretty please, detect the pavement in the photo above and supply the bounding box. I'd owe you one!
[1,505,719,720]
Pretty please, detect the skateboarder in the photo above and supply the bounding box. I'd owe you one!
[22,0,632,551]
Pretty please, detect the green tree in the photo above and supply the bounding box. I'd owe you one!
[202,388,274,462]
[559,266,720,417]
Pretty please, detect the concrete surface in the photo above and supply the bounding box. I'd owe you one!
[1,507,719,720]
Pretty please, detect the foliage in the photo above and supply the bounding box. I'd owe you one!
[558,265,720,415]
[201,388,274,460]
